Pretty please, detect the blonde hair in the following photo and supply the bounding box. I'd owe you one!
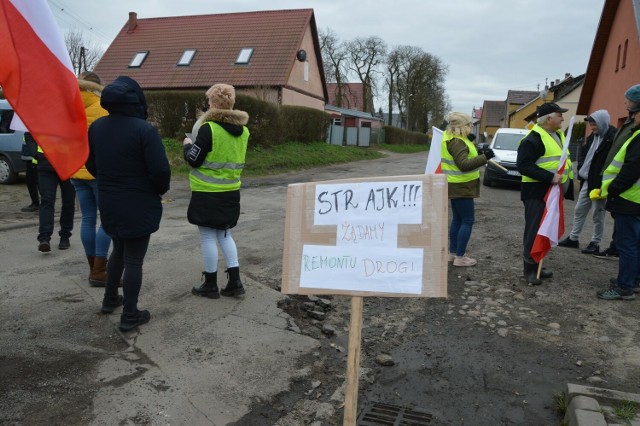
[446,112,472,137]
[206,83,235,110]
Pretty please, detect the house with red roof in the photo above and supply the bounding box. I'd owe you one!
[578,0,640,126]
[93,9,328,110]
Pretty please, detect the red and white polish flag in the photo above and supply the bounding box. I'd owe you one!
[425,126,443,174]
[0,0,88,180]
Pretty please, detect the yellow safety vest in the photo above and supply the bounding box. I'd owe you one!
[440,132,480,183]
[601,128,640,203]
[189,122,249,192]
[521,124,572,183]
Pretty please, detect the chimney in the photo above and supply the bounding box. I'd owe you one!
[555,78,560,86]
[128,12,138,32]
[565,73,571,79]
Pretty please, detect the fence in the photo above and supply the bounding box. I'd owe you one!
[326,125,374,147]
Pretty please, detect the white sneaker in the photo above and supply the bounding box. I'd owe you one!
[453,255,477,267]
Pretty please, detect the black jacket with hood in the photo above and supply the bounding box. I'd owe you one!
[86,76,171,239]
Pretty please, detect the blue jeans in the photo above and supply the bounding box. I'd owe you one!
[37,168,75,242]
[449,198,475,256]
[71,179,111,257]
[613,213,640,291]
[198,226,239,273]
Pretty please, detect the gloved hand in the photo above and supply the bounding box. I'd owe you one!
[482,148,495,160]
[589,188,605,200]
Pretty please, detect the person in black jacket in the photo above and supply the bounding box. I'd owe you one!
[517,102,574,286]
[596,104,640,300]
[31,132,76,252]
[87,76,171,332]
[558,110,616,254]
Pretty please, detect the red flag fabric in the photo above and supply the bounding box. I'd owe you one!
[0,0,88,180]
[425,127,443,174]
[530,117,574,263]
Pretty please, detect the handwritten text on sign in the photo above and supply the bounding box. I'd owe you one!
[300,181,424,294]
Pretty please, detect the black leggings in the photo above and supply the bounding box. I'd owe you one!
[105,235,151,315]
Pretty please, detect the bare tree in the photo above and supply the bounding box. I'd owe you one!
[345,36,387,114]
[319,28,349,107]
[64,30,104,76]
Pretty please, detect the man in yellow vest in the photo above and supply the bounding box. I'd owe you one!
[517,102,574,285]
[596,101,640,300]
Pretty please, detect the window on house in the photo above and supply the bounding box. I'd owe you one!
[622,39,628,69]
[129,51,148,68]
[235,48,254,64]
[616,44,621,72]
[304,61,309,82]
[178,49,196,66]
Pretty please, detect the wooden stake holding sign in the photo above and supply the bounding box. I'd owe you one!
[281,174,448,425]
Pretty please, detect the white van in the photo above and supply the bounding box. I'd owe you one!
[482,127,528,187]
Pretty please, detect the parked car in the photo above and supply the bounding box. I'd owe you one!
[0,99,26,184]
[482,127,528,187]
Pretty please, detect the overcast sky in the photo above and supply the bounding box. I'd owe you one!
[49,0,605,115]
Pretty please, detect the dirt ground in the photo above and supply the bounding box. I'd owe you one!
[1,153,638,425]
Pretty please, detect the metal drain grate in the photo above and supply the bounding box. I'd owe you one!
[357,402,433,425]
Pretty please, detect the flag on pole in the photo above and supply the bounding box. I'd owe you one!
[530,117,575,263]
[0,0,88,180]
[425,127,443,174]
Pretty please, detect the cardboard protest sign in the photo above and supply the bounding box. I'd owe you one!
[282,174,448,297]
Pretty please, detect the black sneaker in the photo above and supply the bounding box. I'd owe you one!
[597,286,636,301]
[58,237,70,250]
[101,295,123,314]
[558,236,579,248]
[581,242,599,254]
[38,240,51,252]
[119,310,151,332]
[21,203,39,212]
[592,247,619,260]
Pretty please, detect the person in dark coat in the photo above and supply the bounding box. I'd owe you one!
[517,102,574,286]
[87,76,171,332]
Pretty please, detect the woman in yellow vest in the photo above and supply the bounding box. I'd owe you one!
[597,103,640,300]
[182,84,250,299]
[441,112,495,267]
[71,71,111,286]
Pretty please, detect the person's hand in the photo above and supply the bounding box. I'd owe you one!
[183,137,192,146]
[482,148,495,160]
[589,188,605,200]
[551,173,562,185]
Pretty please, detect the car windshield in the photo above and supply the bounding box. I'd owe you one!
[493,133,523,150]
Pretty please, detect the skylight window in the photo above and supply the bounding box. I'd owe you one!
[235,48,254,64]
[178,49,196,66]
[129,51,148,68]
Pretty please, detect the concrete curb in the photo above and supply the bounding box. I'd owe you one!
[564,383,640,426]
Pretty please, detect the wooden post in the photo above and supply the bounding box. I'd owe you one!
[343,296,364,426]
[536,259,543,280]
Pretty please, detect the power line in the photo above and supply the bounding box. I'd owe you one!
[47,0,113,45]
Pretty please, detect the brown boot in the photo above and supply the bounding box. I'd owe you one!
[86,255,95,279]
[89,256,108,287]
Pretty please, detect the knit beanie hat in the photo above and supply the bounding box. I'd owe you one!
[624,84,640,103]
[206,84,235,110]
[79,71,101,85]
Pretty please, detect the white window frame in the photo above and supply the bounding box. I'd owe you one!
[235,48,254,64]
[177,49,196,66]
[129,51,148,68]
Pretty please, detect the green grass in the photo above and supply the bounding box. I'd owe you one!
[612,400,638,422]
[553,391,567,415]
[163,139,387,178]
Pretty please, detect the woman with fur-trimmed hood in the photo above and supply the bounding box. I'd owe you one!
[182,83,250,300]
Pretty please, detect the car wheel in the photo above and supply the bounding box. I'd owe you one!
[482,169,492,187]
[0,155,18,184]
